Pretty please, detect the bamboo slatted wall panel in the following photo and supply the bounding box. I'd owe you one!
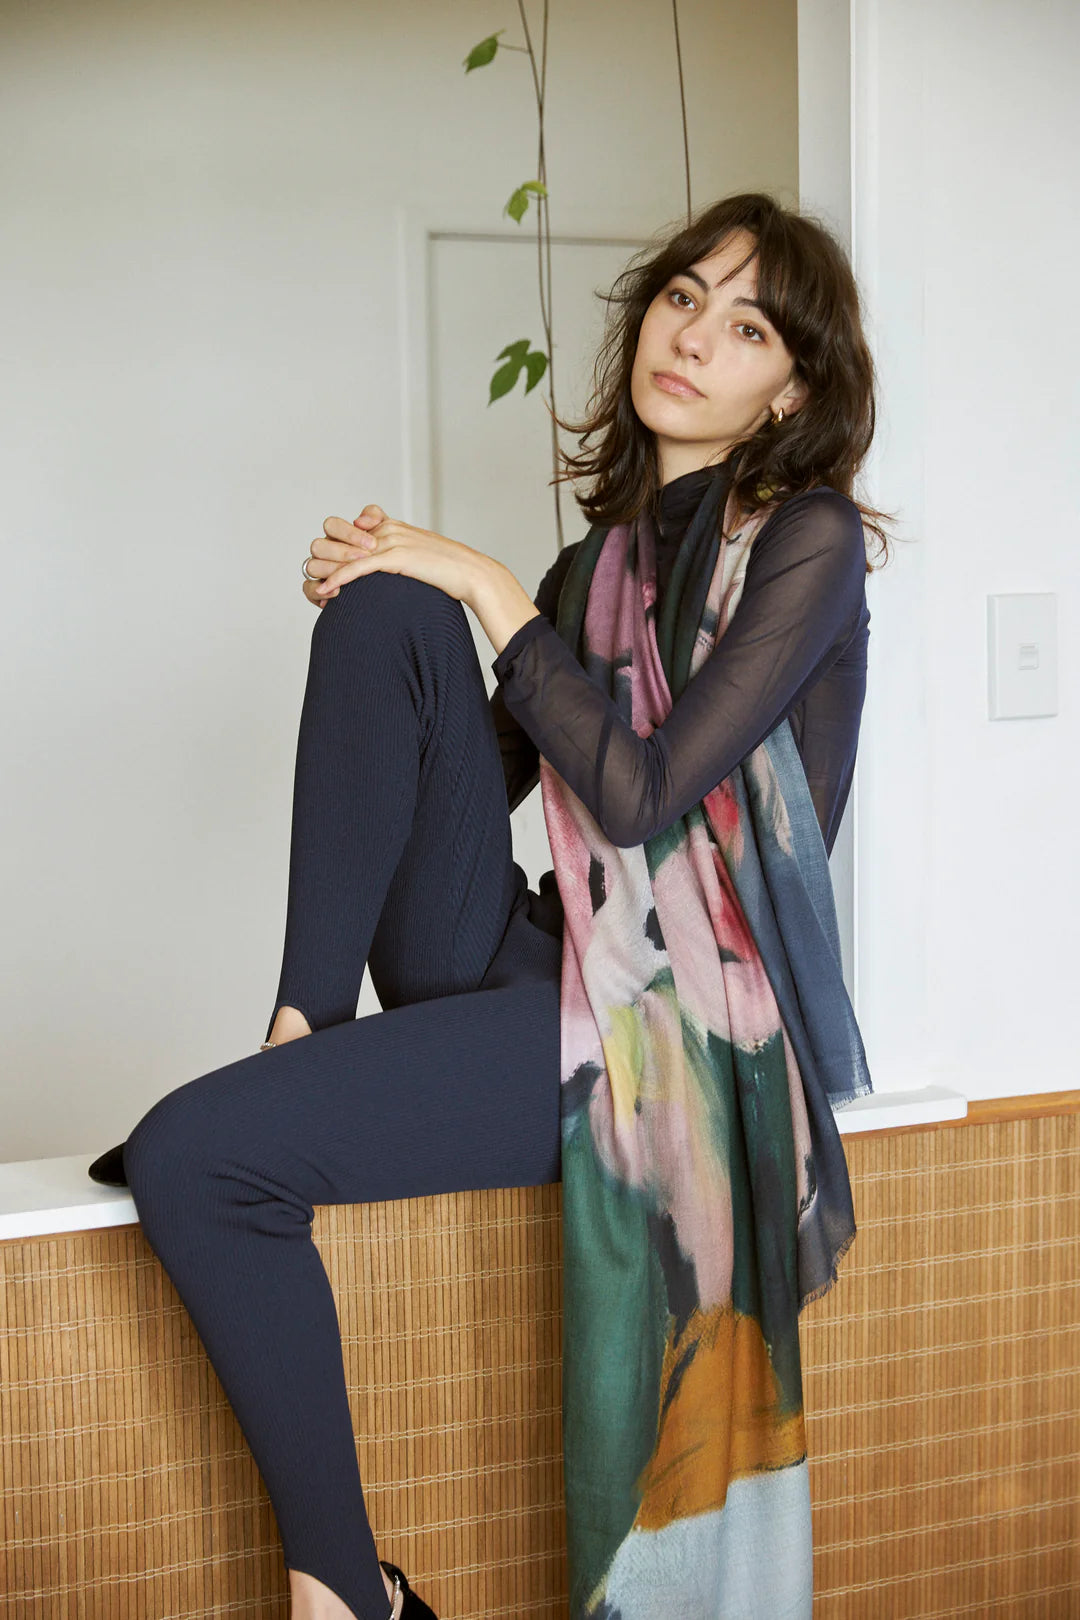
[804,1105,1080,1618]
[2,1102,1078,1617]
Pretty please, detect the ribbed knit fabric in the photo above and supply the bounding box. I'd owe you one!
[123,572,562,1619]
[120,461,869,1616]
[261,570,550,1038]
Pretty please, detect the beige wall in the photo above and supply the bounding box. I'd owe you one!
[0,0,799,1161]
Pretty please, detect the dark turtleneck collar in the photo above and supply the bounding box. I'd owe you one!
[656,456,734,549]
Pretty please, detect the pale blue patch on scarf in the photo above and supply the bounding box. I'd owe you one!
[599,1459,814,1620]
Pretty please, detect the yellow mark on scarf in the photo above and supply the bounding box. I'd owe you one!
[632,1303,807,1531]
[600,1006,645,1128]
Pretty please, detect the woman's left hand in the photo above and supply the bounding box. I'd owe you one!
[309,507,485,607]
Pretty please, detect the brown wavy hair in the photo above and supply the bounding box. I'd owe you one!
[551,192,896,570]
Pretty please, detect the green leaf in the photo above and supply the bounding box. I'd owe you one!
[524,350,549,392]
[488,341,549,404]
[505,180,549,223]
[488,360,521,403]
[463,31,503,72]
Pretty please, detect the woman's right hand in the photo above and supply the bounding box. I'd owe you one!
[302,504,386,609]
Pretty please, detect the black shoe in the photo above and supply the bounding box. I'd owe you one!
[88,1142,129,1188]
[379,1560,439,1619]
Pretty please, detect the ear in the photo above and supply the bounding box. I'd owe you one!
[779,374,811,417]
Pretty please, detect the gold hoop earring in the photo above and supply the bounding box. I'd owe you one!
[770,407,785,427]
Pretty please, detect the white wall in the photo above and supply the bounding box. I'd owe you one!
[0,0,800,1162]
[795,0,857,976]
[844,0,1079,1097]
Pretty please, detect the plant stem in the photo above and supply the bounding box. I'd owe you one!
[672,0,692,223]
[517,0,565,549]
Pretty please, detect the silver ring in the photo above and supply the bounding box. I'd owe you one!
[302,556,319,581]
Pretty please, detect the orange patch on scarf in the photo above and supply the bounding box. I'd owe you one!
[632,1303,807,1531]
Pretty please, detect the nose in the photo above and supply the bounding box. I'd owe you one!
[674,317,709,366]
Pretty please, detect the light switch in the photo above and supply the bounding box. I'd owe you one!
[987,593,1057,719]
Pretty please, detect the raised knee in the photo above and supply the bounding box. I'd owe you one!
[123,1083,212,1216]
[323,569,469,644]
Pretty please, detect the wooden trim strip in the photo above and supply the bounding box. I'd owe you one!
[850,1088,1080,1139]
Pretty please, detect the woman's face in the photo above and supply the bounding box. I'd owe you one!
[629,227,809,485]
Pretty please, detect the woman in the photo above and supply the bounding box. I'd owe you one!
[90,191,890,1620]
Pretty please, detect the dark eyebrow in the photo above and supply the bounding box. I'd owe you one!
[677,268,771,324]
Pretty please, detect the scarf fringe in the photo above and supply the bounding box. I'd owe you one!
[798,1220,859,1314]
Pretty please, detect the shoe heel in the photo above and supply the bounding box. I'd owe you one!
[379,1559,439,1619]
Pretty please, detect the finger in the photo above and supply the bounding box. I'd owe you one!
[324,515,372,546]
[315,555,376,594]
[303,578,338,606]
[352,504,387,527]
[325,513,394,550]
[324,518,384,558]
[310,534,368,564]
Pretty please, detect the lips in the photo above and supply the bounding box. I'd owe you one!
[652,371,704,399]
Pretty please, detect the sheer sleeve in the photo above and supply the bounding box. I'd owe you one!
[487,542,580,814]
[490,489,868,848]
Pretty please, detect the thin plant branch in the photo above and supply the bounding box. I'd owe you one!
[466,6,695,554]
[672,0,692,222]
[515,0,564,548]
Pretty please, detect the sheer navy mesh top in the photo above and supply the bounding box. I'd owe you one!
[488,456,871,939]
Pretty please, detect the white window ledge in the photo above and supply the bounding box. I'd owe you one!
[0,1090,969,1244]
[833,1084,968,1133]
[0,1155,139,1241]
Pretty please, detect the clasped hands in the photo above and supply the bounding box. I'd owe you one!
[302,506,486,611]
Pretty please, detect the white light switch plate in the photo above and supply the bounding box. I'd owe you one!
[987,593,1057,719]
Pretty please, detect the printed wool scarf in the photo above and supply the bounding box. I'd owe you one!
[537,466,874,1620]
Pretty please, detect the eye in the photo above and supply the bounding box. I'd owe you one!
[667,288,695,309]
[736,322,765,342]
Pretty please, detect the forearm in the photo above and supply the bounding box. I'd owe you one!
[466,554,544,658]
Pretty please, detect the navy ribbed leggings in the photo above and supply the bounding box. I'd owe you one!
[122,572,563,1619]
